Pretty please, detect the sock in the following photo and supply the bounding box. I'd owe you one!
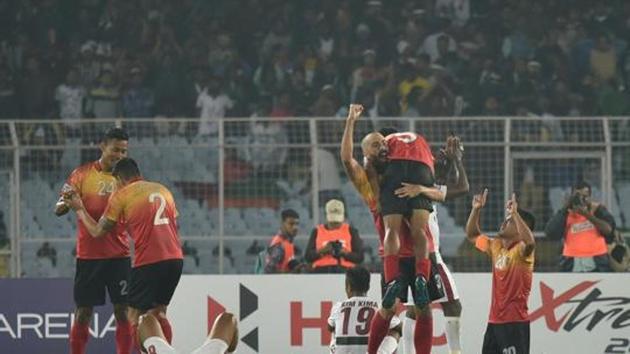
[367,312,390,354]
[445,316,462,353]
[130,323,141,353]
[377,335,398,354]
[157,317,173,344]
[115,320,132,354]
[383,255,400,283]
[415,257,431,280]
[401,316,416,354]
[414,313,433,354]
[70,321,89,354]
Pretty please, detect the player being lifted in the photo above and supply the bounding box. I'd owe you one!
[55,127,132,354]
[327,266,401,354]
[65,158,184,352]
[341,104,434,354]
[396,135,469,354]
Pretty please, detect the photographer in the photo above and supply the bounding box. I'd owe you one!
[545,181,616,272]
[305,199,364,273]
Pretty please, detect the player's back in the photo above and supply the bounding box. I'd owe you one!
[385,132,434,169]
[329,296,396,354]
[106,179,183,267]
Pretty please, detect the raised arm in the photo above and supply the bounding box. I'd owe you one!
[340,104,365,184]
[445,136,469,200]
[507,193,536,257]
[465,189,488,243]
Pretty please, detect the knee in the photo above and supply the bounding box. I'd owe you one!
[75,307,93,325]
[113,304,128,322]
[442,300,462,317]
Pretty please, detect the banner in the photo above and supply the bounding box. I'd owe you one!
[2,274,629,353]
[0,279,115,353]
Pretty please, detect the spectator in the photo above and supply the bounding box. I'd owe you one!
[264,209,300,274]
[545,181,616,272]
[18,56,55,119]
[589,34,618,83]
[0,64,19,119]
[36,241,57,267]
[196,75,233,136]
[85,68,121,118]
[182,241,200,267]
[305,199,364,273]
[54,67,85,128]
[122,66,155,118]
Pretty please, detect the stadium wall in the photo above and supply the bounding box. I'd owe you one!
[1,273,628,354]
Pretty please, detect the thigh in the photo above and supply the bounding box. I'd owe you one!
[129,264,158,311]
[105,257,131,305]
[155,260,183,306]
[482,323,499,354]
[74,259,107,307]
[379,161,407,216]
[495,322,530,354]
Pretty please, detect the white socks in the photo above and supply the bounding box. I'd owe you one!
[377,335,398,354]
[401,317,416,354]
[444,316,462,353]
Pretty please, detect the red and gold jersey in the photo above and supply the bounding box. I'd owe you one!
[385,132,434,171]
[475,235,534,323]
[104,179,183,267]
[352,167,414,258]
[61,161,129,259]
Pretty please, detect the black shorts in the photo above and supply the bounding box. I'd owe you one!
[381,257,416,303]
[482,322,530,354]
[129,259,183,311]
[74,257,131,307]
[380,160,434,216]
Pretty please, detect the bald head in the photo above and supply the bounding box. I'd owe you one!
[361,132,387,162]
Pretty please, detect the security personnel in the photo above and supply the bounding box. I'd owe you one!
[305,199,364,273]
[264,209,300,273]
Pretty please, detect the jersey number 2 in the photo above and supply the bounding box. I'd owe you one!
[340,307,376,335]
[149,193,169,225]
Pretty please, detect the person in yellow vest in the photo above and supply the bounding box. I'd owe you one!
[264,209,300,273]
[305,199,364,273]
[545,181,616,272]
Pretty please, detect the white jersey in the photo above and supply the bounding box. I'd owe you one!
[327,296,401,354]
[426,185,447,257]
[143,337,228,354]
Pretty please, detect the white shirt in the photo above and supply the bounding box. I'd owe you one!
[421,32,457,62]
[196,90,233,135]
[427,185,447,255]
[55,84,85,122]
[327,296,401,354]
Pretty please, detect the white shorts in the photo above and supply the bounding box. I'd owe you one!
[191,338,229,354]
[144,337,178,354]
[431,259,459,304]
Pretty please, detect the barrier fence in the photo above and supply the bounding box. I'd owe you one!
[0,117,628,277]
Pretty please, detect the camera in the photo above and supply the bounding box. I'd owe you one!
[329,240,344,258]
[569,193,587,209]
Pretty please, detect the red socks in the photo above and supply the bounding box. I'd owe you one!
[115,320,132,354]
[414,313,433,354]
[367,312,390,354]
[70,322,89,354]
[157,317,173,344]
[383,255,400,283]
[415,257,431,280]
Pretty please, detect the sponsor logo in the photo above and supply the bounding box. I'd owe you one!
[208,283,259,352]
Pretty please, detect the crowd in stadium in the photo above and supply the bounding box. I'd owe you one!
[1,0,630,125]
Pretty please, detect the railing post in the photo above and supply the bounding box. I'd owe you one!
[602,117,613,207]
[218,119,225,274]
[504,118,512,209]
[310,119,320,226]
[9,122,21,277]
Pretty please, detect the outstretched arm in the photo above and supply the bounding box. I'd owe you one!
[507,193,536,257]
[445,136,469,199]
[466,189,488,244]
[340,104,365,184]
